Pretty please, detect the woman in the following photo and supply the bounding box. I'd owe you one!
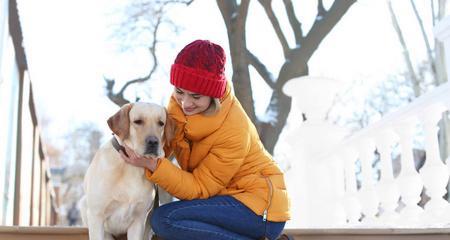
[120,39,290,240]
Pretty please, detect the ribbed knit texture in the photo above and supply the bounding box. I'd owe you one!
[170,40,226,98]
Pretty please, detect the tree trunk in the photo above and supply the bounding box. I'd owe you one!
[217,0,356,153]
[217,0,257,123]
[259,91,292,153]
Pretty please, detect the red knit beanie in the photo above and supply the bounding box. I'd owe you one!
[170,40,226,98]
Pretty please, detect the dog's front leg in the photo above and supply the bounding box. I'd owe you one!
[128,214,146,240]
[87,211,106,240]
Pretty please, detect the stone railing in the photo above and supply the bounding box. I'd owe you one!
[323,81,450,227]
[278,15,450,229]
[278,78,448,228]
[279,81,450,228]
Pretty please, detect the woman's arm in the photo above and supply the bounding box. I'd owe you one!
[146,130,251,200]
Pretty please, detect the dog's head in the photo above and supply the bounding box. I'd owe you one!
[107,102,175,158]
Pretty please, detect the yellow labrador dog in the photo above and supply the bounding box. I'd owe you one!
[80,102,173,240]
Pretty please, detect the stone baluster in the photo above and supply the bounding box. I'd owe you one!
[281,76,347,227]
[434,10,450,211]
[446,102,450,175]
[356,139,380,225]
[342,148,362,225]
[393,118,424,226]
[418,104,450,224]
[327,154,347,226]
[374,130,400,225]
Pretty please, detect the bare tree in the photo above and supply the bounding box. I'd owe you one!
[217,0,356,153]
[388,0,449,161]
[104,0,194,107]
[108,1,355,154]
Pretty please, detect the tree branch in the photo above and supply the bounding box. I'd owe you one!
[105,6,165,106]
[118,17,161,96]
[388,0,421,97]
[217,0,249,32]
[258,0,290,57]
[283,0,303,46]
[157,0,194,5]
[237,0,251,30]
[246,49,276,88]
[431,0,436,26]
[438,0,446,21]
[297,0,356,61]
[216,0,237,34]
[410,0,437,85]
[317,0,326,19]
[104,77,130,106]
[277,0,355,88]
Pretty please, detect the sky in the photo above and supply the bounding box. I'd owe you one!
[16,0,437,153]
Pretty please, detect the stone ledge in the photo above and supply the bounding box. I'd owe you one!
[284,228,450,240]
[0,226,88,240]
[1,226,450,240]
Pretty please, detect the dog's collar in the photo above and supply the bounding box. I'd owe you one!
[111,136,129,157]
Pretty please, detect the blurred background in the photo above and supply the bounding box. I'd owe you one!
[1,0,450,229]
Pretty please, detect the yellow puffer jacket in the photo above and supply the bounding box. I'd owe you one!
[145,83,291,222]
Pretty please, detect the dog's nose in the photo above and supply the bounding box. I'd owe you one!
[145,136,159,147]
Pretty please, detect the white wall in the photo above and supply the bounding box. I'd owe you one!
[0,0,8,72]
[0,33,20,225]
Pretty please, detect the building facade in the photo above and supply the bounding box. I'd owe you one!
[0,0,56,226]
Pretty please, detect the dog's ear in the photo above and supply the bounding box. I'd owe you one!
[163,110,177,146]
[107,103,133,140]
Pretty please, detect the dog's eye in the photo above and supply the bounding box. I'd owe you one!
[158,120,164,127]
[134,119,143,125]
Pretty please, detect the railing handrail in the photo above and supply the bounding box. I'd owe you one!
[317,81,450,161]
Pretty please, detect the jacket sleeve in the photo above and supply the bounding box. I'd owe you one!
[145,130,250,200]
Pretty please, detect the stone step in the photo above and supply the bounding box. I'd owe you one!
[1,226,449,239]
[0,226,88,240]
[284,228,450,240]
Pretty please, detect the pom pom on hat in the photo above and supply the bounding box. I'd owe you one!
[170,40,226,98]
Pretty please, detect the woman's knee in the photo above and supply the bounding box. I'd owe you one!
[150,206,170,234]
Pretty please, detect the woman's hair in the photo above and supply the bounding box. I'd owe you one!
[203,98,221,116]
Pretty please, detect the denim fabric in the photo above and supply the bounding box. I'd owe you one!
[150,195,285,240]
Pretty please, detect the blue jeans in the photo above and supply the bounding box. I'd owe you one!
[150,195,285,240]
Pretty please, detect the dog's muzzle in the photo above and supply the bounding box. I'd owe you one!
[144,136,159,156]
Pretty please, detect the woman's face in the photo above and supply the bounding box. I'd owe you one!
[173,87,212,116]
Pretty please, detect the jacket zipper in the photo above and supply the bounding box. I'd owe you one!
[263,176,274,222]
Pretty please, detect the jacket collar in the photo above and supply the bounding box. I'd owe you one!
[168,82,233,141]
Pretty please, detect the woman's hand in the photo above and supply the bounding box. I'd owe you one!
[119,145,159,172]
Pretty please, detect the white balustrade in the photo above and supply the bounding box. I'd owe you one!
[374,130,400,225]
[279,80,450,227]
[276,13,450,229]
[419,104,450,224]
[342,148,362,225]
[278,76,348,228]
[393,118,424,226]
[326,154,347,226]
[355,139,380,225]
